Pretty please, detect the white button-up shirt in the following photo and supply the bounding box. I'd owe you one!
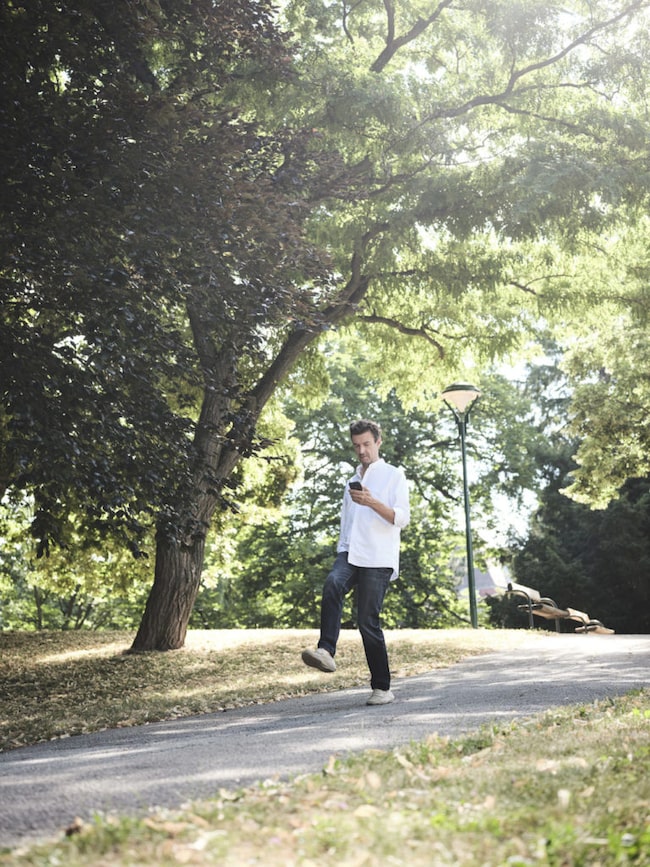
[337,458,410,580]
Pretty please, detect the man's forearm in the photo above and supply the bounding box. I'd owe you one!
[367,496,396,525]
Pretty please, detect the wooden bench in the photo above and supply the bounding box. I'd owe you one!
[574,620,615,635]
[505,581,564,631]
[504,582,614,634]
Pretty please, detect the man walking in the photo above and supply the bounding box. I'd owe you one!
[302,419,410,705]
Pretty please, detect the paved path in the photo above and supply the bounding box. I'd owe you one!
[1,634,648,849]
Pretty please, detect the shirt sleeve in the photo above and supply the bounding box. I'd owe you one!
[391,467,410,529]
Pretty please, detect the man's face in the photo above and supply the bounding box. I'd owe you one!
[351,431,381,468]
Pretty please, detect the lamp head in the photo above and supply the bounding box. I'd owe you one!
[441,382,481,417]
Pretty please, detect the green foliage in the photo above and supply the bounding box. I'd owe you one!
[512,475,650,633]
[192,347,550,630]
[498,355,650,633]
[0,500,152,630]
[564,325,650,507]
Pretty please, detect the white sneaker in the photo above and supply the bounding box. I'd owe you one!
[366,688,395,706]
[301,647,336,673]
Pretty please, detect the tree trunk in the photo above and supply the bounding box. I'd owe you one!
[130,247,375,652]
[130,531,206,651]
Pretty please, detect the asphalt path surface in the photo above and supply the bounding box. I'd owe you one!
[1,633,648,849]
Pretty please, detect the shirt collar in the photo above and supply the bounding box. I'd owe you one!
[356,457,385,477]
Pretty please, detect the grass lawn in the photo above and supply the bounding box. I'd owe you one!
[1,628,648,865]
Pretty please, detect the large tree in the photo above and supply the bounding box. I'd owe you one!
[2,0,650,649]
[1,0,340,647]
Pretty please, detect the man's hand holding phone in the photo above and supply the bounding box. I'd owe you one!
[349,480,368,506]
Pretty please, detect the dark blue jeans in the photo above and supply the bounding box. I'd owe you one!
[318,551,393,691]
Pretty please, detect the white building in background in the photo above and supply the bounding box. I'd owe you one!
[454,559,510,599]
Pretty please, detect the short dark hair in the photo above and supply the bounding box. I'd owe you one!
[349,419,382,441]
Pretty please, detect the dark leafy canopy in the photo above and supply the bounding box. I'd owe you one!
[511,461,650,635]
[0,0,337,554]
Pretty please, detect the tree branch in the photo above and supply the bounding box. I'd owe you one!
[359,313,446,357]
[509,274,572,296]
[246,221,390,414]
[379,0,649,126]
[371,0,455,73]
[504,1,644,92]
[342,0,368,44]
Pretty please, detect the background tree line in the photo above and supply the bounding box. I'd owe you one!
[2,346,649,633]
[1,0,650,642]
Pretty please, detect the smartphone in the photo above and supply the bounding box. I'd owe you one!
[349,481,362,490]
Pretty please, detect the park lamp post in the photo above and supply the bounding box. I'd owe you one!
[442,383,481,629]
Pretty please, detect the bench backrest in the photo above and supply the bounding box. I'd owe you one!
[506,581,542,603]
